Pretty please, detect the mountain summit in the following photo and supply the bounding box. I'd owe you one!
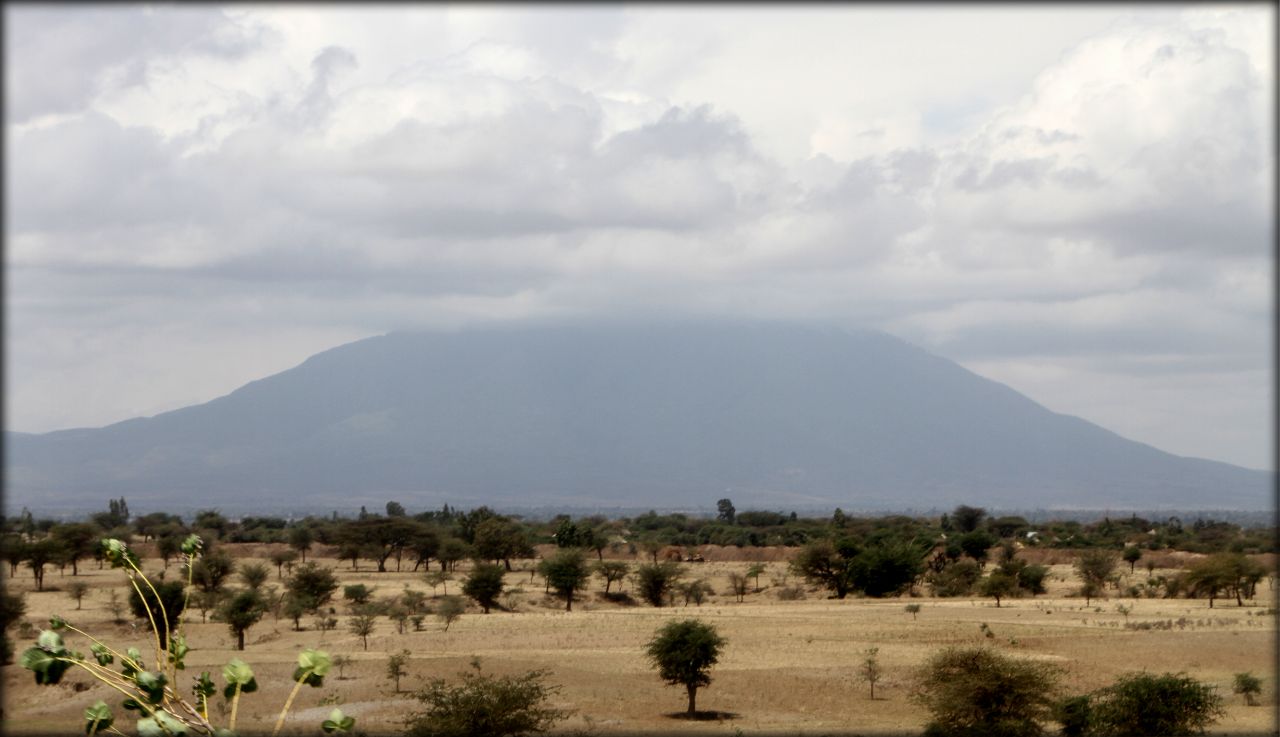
[6,321,1270,512]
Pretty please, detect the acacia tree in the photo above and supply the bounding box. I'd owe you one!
[218,589,268,651]
[51,523,99,576]
[288,526,314,563]
[387,649,411,693]
[538,549,590,612]
[861,647,883,700]
[1122,546,1143,573]
[288,562,340,616]
[1075,550,1119,603]
[349,612,377,651]
[1185,553,1266,607]
[595,560,629,594]
[791,540,855,598]
[645,619,726,716]
[463,563,506,614]
[636,562,682,607]
[269,549,299,579]
[66,581,90,610]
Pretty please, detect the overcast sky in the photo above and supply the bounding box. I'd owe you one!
[5,5,1274,471]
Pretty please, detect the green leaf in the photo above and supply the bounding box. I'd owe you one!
[167,635,189,670]
[84,701,113,735]
[135,670,168,704]
[320,707,356,734]
[49,615,68,631]
[222,658,256,686]
[20,646,71,685]
[37,629,66,653]
[137,712,187,737]
[193,671,216,700]
[222,677,257,700]
[181,534,204,556]
[100,539,139,568]
[91,643,114,667]
[121,699,144,712]
[296,649,332,676]
[122,647,144,677]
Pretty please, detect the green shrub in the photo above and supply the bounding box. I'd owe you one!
[912,646,1059,737]
[1087,672,1224,736]
[405,660,569,737]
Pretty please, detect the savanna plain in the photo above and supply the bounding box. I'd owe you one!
[3,541,1275,736]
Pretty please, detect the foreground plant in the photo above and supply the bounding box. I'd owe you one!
[19,536,355,736]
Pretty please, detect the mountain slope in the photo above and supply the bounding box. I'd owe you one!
[5,321,1271,512]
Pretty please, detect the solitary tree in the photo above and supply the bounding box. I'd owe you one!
[463,563,506,614]
[905,603,922,620]
[912,646,1060,737]
[349,612,377,650]
[595,560,629,594]
[1122,546,1143,574]
[727,572,749,603]
[980,571,1019,608]
[343,584,376,607]
[218,589,268,650]
[286,563,339,614]
[538,549,591,611]
[269,549,298,579]
[645,619,726,716]
[861,647,883,700]
[387,649,411,693]
[238,562,270,590]
[1075,550,1119,602]
[1232,672,1263,706]
[288,526,314,563]
[636,562,683,607]
[66,581,90,610]
[745,563,767,592]
[437,596,465,632]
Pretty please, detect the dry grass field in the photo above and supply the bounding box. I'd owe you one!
[3,545,1275,736]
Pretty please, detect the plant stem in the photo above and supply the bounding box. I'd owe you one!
[124,571,167,670]
[126,558,172,678]
[65,623,143,673]
[229,682,243,733]
[271,677,307,737]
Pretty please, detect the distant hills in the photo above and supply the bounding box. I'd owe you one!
[5,320,1272,514]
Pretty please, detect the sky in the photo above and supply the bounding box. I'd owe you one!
[4,4,1274,471]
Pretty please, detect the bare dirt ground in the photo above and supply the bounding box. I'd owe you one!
[3,548,1275,736]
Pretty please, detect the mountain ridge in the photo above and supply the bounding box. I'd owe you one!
[5,320,1271,512]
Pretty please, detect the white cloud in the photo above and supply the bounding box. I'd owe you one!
[4,5,1273,470]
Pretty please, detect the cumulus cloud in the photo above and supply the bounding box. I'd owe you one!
[5,6,1273,470]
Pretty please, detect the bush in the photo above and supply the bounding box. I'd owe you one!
[1087,672,1224,735]
[1233,671,1263,706]
[929,560,982,597]
[912,646,1059,737]
[404,660,569,737]
[636,562,683,607]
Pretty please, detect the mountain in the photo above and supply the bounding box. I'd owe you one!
[5,320,1271,513]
